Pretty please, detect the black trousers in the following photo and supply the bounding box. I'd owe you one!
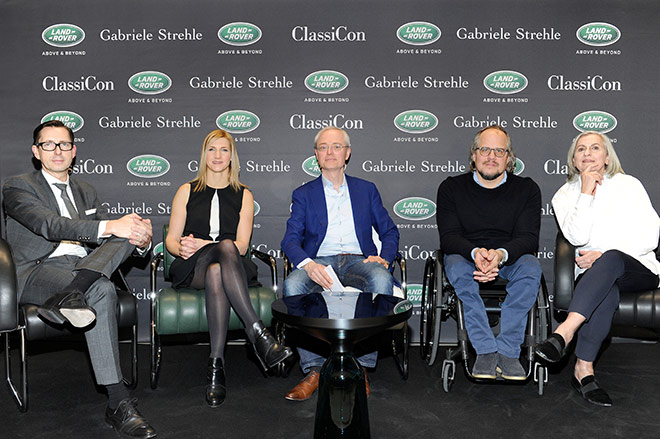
[569,250,658,362]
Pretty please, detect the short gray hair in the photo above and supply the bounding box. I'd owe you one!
[313,126,351,149]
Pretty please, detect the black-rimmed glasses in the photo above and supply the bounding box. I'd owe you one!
[37,141,74,151]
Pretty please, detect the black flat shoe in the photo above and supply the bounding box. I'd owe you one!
[535,333,566,363]
[571,375,612,407]
[38,290,96,328]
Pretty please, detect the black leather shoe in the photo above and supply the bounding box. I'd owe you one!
[38,290,96,328]
[250,320,293,370]
[206,357,226,407]
[106,398,157,439]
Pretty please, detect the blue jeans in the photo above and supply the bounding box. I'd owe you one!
[444,253,542,358]
[283,255,394,373]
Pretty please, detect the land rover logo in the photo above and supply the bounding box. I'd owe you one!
[128,71,172,95]
[218,22,262,46]
[126,155,170,178]
[216,110,260,134]
[394,110,438,134]
[41,111,84,132]
[304,70,349,94]
[514,158,525,175]
[483,70,528,95]
[302,156,321,177]
[396,22,441,46]
[393,197,436,221]
[42,24,85,47]
[406,284,423,306]
[573,110,617,133]
[253,200,261,216]
[576,22,621,46]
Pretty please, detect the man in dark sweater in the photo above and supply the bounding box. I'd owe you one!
[436,125,542,380]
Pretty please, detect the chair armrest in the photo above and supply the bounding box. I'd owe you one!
[251,249,278,290]
[553,231,576,312]
[0,238,18,331]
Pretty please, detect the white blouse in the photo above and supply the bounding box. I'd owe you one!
[552,173,660,284]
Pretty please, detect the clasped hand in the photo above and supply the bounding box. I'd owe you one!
[473,248,503,283]
[178,234,207,260]
[106,213,152,249]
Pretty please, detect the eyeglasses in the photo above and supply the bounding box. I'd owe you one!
[477,147,508,158]
[37,141,74,151]
[315,143,347,152]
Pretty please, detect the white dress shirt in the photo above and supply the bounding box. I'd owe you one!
[297,174,361,269]
[42,170,107,259]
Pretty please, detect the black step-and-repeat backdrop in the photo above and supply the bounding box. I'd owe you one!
[2,0,659,341]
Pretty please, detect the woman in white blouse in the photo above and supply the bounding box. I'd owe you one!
[536,131,660,406]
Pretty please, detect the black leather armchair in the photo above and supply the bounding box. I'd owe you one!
[554,231,660,334]
[0,238,138,412]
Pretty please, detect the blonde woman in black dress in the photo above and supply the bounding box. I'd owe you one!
[166,129,292,407]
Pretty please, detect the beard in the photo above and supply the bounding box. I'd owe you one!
[477,168,504,181]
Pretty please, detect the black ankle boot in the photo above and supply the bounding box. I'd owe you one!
[250,320,293,370]
[206,357,226,407]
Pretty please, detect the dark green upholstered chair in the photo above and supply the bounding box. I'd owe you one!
[149,225,278,388]
[1,238,138,412]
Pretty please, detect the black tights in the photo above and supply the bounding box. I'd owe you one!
[189,240,259,359]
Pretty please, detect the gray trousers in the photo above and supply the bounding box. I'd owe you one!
[20,237,135,385]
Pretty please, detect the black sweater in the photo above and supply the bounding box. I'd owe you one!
[436,173,541,265]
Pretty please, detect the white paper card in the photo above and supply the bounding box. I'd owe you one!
[323,265,345,292]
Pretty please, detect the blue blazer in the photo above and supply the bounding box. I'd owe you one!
[281,175,399,267]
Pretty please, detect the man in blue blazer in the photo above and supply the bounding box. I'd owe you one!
[281,126,399,401]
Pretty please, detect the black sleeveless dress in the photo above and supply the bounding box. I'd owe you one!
[169,183,258,288]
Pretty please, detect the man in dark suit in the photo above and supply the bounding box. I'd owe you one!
[2,120,157,439]
[281,126,399,401]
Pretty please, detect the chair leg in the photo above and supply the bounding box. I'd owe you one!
[4,328,27,412]
[122,324,138,389]
[150,330,161,390]
[392,321,409,380]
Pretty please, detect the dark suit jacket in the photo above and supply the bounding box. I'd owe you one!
[2,171,108,296]
[280,175,399,267]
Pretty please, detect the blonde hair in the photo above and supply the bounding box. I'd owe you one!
[192,129,245,192]
[566,131,624,182]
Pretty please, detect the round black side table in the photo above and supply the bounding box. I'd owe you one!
[272,293,412,439]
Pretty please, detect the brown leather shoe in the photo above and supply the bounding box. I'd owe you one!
[364,369,370,398]
[285,371,320,401]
